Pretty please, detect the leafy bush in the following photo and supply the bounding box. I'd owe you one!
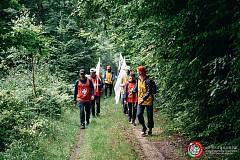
[0,65,74,157]
[75,0,240,158]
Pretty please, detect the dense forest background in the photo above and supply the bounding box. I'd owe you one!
[1,0,239,159]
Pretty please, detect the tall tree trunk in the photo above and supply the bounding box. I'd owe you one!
[32,52,37,98]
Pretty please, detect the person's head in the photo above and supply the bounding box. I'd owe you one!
[123,66,130,75]
[129,72,135,81]
[90,68,96,77]
[126,70,130,75]
[79,69,86,79]
[120,60,123,66]
[137,66,146,77]
[107,66,111,72]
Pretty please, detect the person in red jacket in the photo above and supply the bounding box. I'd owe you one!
[74,69,94,129]
[123,72,138,126]
[89,68,103,117]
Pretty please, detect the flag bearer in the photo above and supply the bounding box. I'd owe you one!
[104,66,115,99]
[89,68,103,117]
[74,69,95,129]
[130,66,154,135]
[120,66,130,114]
[123,72,138,126]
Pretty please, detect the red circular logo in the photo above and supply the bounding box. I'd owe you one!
[187,141,203,158]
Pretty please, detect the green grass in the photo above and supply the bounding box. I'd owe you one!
[37,107,80,159]
[0,107,80,160]
[75,95,142,160]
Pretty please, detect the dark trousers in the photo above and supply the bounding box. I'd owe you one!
[91,96,100,116]
[105,83,113,96]
[121,97,127,112]
[78,100,91,125]
[128,102,137,122]
[137,104,154,129]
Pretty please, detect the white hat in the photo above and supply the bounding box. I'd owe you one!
[90,68,96,72]
[123,66,130,71]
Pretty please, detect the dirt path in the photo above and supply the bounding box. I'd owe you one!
[134,127,165,160]
[69,95,187,160]
[127,117,186,160]
[69,122,186,160]
[69,128,85,160]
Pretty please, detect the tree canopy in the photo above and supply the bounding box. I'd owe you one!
[0,0,239,159]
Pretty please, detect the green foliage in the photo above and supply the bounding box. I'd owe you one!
[1,0,239,158]
[72,0,240,157]
[0,65,74,157]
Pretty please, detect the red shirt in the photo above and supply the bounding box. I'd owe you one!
[126,81,138,103]
[89,75,101,96]
[77,78,92,103]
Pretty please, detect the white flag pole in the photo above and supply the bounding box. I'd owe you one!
[96,57,100,92]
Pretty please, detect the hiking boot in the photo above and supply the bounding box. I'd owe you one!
[86,121,89,126]
[96,113,99,117]
[132,122,136,126]
[141,125,147,135]
[128,118,131,122]
[147,128,152,135]
[104,96,107,99]
[81,124,85,129]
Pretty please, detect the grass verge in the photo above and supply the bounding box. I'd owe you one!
[37,106,80,159]
[0,106,80,160]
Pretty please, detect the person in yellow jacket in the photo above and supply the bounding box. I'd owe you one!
[120,66,130,114]
[104,66,115,99]
[130,66,154,135]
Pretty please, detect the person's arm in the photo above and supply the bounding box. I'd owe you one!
[131,79,138,94]
[74,79,79,101]
[89,79,95,96]
[104,71,106,82]
[123,83,127,101]
[98,76,103,88]
[120,75,124,87]
[112,71,115,82]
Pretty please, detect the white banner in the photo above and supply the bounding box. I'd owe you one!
[114,56,126,104]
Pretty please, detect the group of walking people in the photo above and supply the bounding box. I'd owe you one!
[73,66,115,129]
[74,65,154,136]
[119,65,154,135]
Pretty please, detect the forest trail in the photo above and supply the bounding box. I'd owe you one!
[133,126,165,160]
[68,95,187,160]
[69,128,85,160]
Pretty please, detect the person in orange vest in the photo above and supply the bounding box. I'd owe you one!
[130,66,154,135]
[123,72,138,126]
[89,68,103,117]
[104,66,115,99]
[74,69,95,129]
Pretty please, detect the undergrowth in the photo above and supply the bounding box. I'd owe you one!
[0,65,79,159]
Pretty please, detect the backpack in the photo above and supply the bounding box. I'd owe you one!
[147,78,156,94]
